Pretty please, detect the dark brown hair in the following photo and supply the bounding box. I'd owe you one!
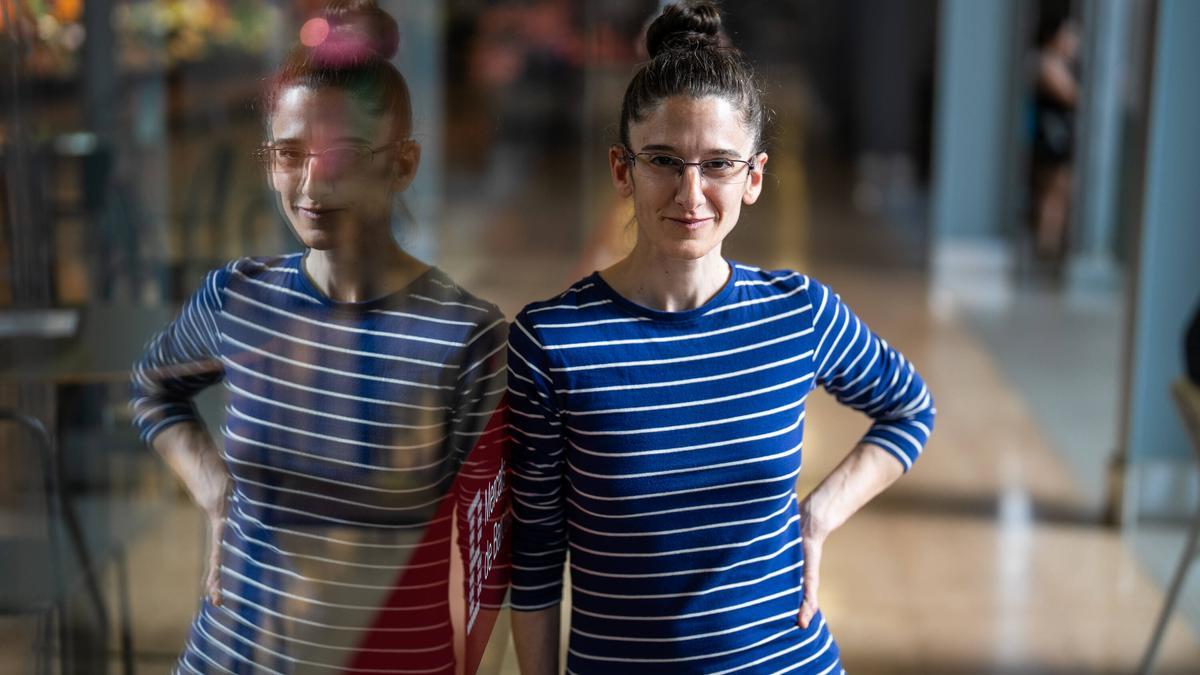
[619,2,766,152]
[263,0,412,139]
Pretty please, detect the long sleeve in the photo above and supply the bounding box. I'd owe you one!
[448,311,511,623]
[505,311,567,611]
[447,310,509,465]
[130,266,227,444]
[807,277,936,471]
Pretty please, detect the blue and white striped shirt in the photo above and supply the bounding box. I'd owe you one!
[131,253,507,674]
[506,262,935,674]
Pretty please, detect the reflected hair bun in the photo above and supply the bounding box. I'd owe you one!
[645,2,722,58]
[312,0,400,65]
[265,0,412,136]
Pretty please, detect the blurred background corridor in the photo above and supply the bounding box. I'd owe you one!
[2,0,1200,672]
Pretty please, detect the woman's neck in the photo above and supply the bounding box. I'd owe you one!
[303,231,429,303]
[601,242,730,312]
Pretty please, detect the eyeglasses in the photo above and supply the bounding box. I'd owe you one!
[623,148,757,184]
[255,141,405,175]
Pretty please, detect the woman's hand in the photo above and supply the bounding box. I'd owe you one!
[795,443,905,629]
[797,495,830,629]
[152,422,231,606]
[204,510,227,606]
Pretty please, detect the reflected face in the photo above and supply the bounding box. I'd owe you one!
[267,86,419,251]
[610,95,767,261]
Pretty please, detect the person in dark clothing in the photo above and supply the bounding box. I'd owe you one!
[1030,4,1080,263]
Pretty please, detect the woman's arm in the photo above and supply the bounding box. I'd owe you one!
[447,310,509,669]
[153,422,230,606]
[512,607,560,675]
[506,313,568,674]
[131,267,226,443]
[798,278,936,627]
[797,442,902,628]
[1038,53,1078,107]
[131,266,229,603]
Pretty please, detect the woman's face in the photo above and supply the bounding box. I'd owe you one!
[267,85,419,251]
[610,95,767,262]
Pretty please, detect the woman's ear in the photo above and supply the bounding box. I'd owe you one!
[742,152,768,205]
[391,140,422,191]
[609,145,635,198]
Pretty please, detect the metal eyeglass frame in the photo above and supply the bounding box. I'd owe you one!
[621,147,757,182]
[255,140,407,172]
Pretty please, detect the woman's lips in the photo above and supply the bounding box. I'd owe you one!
[297,206,339,220]
[667,216,713,229]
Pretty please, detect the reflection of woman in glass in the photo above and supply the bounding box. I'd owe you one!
[131,1,506,671]
[507,4,935,673]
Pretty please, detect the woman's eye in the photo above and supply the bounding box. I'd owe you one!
[327,148,367,164]
[648,155,681,169]
[702,159,736,171]
[277,149,306,162]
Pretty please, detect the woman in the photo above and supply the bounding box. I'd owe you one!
[131,2,507,671]
[1030,8,1079,263]
[507,4,935,673]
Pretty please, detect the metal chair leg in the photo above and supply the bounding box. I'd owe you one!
[116,550,135,675]
[0,410,111,672]
[1137,506,1200,674]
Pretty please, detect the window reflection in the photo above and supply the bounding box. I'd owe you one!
[0,0,1177,672]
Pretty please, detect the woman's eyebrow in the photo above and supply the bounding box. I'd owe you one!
[639,144,742,156]
[267,136,374,146]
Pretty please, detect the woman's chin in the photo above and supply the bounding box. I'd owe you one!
[657,238,721,262]
[302,236,338,251]
[290,225,341,251]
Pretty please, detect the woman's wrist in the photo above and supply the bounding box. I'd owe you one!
[802,442,903,540]
[155,422,231,518]
[203,479,231,520]
[799,491,836,541]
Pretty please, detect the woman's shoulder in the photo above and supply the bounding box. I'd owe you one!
[413,268,506,328]
[512,274,608,326]
[192,253,303,296]
[731,262,820,297]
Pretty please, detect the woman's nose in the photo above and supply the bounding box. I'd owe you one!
[674,164,708,209]
[298,155,338,195]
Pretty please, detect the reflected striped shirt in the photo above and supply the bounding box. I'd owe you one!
[506,262,935,674]
[131,253,507,674]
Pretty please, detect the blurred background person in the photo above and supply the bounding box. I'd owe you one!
[1029,0,1080,266]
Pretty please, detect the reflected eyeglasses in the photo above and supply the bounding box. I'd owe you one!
[255,141,406,174]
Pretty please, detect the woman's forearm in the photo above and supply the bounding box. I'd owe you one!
[511,606,560,675]
[802,442,904,539]
[153,422,230,518]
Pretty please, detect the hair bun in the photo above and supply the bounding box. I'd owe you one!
[645,2,722,58]
[311,0,400,64]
